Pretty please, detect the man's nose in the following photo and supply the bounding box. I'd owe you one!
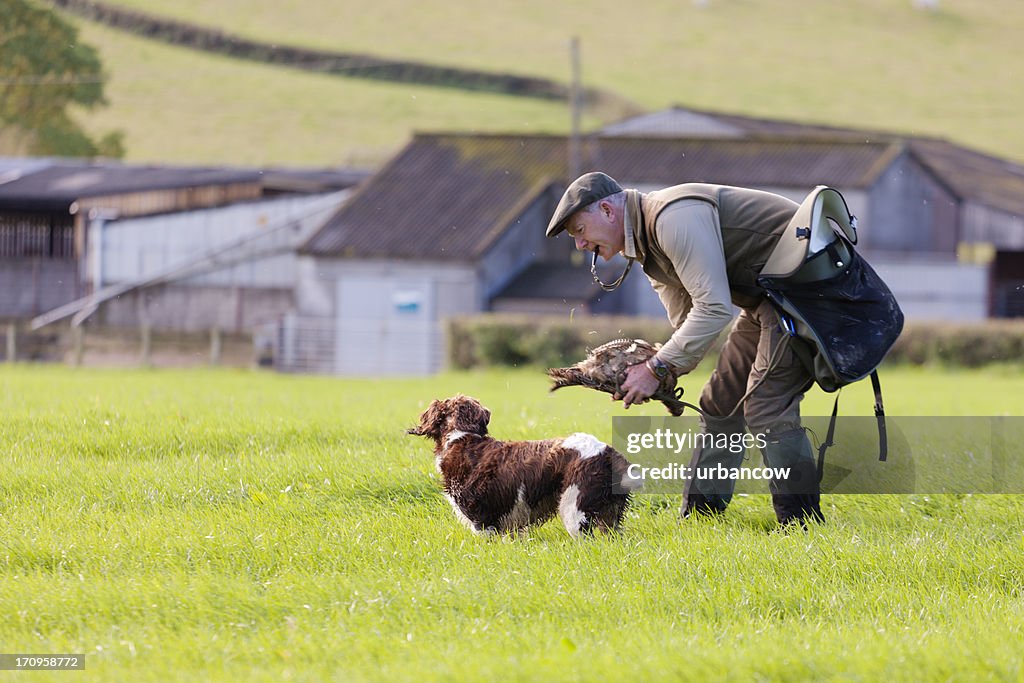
[573,236,586,250]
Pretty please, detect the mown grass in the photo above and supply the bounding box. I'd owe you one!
[63,0,1024,166]
[1,363,1023,681]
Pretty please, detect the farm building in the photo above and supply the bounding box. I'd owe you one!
[7,107,1023,375]
[288,112,1024,375]
[601,106,1024,319]
[0,158,367,337]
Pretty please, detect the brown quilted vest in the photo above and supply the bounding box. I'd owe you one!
[632,184,799,309]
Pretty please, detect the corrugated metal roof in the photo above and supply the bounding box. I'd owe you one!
[0,157,55,181]
[908,139,1024,218]
[599,109,747,138]
[303,133,897,259]
[588,136,893,188]
[302,135,569,260]
[257,167,372,194]
[0,161,263,212]
[602,106,1024,218]
[601,106,896,142]
[0,160,368,214]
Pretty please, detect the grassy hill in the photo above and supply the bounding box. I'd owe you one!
[67,22,602,168]
[62,0,1024,166]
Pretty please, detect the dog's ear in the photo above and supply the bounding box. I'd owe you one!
[450,395,490,436]
[407,399,446,439]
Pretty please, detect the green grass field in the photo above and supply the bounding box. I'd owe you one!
[67,20,602,168]
[60,0,1024,166]
[2,363,1023,681]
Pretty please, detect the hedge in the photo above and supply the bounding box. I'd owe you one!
[889,320,1024,367]
[448,314,688,370]
[447,314,1024,369]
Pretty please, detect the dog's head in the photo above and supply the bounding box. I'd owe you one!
[407,394,491,442]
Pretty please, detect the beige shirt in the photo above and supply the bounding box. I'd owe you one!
[624,198,735,374]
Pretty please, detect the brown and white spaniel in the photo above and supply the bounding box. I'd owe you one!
[408,394,641,537]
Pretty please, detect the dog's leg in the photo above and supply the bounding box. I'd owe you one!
[589,498,629,534]
[559,451,635,537]
[558,484,589,538]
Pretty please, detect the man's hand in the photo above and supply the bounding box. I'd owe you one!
[616,362,660,409]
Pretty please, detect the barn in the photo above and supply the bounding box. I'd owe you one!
[0,158,366,337]
[286,120,1024,376]
[7,107,1022,375]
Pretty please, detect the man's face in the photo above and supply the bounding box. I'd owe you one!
[566,200,624,261]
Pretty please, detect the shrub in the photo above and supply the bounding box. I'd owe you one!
[887,321,1024,367]
[446,314,676,369]
[448,315,1024,370]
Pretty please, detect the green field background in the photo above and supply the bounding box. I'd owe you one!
[63,0,1024,166]
[2,363,1023,681]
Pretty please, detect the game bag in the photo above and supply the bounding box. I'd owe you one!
[758,186,905,465]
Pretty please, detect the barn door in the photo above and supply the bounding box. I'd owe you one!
[335,275,435,375]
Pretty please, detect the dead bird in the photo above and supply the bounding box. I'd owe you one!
[547,338,696,416]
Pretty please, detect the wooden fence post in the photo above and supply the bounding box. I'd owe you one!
[72,324,84,367]
[140,322,152,367]
[5,324,15,363]
[210,327,222,366]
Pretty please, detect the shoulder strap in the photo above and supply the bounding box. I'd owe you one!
[816,370,889,482]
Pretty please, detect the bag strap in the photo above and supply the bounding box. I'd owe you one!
[816,370,889,482]
[817,395,839,482]
[872,370,888,462]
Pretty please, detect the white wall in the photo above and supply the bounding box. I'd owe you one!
[613,251,987,323]
[871,257,988,321]
[962,203,1024,249]
[291,257,478,375]
[92,191,347,290]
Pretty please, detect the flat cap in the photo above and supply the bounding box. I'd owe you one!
[546,172,623,237]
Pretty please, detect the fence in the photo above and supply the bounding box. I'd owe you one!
[1,323,254,368]
[273,314,336,374]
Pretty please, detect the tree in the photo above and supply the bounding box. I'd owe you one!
[0,0,124,157]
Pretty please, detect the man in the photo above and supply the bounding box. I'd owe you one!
[546,172,824,527]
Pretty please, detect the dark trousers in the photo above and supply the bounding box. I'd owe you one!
[683,300,823,523]
[700,299,813,433]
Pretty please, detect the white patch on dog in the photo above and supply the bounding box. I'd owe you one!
[445,430,469,447]
[438,431,472,472]
[558,484,587,538]
[444,493,480,533]
[626,342,638,353]
[500,485,531,530]
[561,433,606,459]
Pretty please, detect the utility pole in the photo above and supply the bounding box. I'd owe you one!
[568,36,582,180]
